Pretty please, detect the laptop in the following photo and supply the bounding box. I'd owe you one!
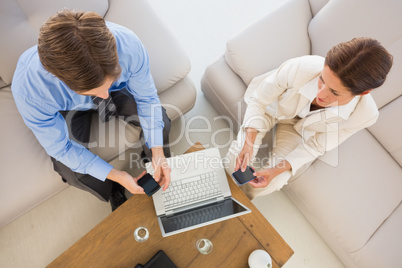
[145,147,251,237]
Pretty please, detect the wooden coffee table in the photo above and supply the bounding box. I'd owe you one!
[48,143,293,267]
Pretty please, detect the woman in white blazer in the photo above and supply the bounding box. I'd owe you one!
[225,37,393,200]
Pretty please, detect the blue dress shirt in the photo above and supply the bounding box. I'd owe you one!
[11,22,164,182]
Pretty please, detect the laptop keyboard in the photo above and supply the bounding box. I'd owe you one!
[163,171,222,209]
[168,202,224,229]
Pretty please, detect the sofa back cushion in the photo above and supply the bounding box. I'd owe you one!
[287,128,402,259]
[308,0,402,109]
[0,0,109,85]
[307,0,329,16]
[368,96,402,167]
[104,0,191,93]
[225,0,312,85]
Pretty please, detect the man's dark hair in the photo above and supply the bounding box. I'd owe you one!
[38,9,121,92]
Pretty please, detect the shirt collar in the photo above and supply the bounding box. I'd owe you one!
[326,95,360,120]
[298,76,319,102]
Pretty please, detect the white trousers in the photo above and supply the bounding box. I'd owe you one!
[224,123,304,200]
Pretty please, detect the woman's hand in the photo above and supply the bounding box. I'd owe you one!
[235,143,254,172]
[248,168,277,188]
[235,127,258,172]
[248,160,292,189]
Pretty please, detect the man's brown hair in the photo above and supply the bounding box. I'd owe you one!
[325,37,393,95]
[38,9,121,92]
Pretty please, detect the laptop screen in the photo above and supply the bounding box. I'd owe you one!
[159,198,249,236]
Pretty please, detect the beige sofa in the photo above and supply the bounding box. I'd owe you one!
[0,0,196,228]
[201,0,402,267]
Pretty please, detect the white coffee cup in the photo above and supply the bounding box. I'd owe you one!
[196,238,213,254]
[248,249,272,268]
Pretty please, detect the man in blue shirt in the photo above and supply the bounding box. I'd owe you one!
[12,9,171,210]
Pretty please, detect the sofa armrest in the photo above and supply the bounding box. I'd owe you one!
[105,0,191,93]
[201,56,248,132]
[225,0,312,85]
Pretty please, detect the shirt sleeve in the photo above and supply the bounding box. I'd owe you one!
[242,58,299,132]
[124,36,164,149]
[12,94,113,181]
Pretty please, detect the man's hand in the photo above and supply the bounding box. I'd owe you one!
[108,169,146,194]
[151,146,171,191]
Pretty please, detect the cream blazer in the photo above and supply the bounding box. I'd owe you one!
[242,55,379,175]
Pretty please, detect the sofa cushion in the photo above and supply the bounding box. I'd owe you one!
[105,0,191,93]
[309,0,402,56]
[0,0,109,85]
[225,0,312,85]
[349,202,402,268]
[308,0,402,109]
[368,96,402,167]
[286,129,402,254]
[0,0,39,85]
[8,0,108,30]
[0,88,67,228]
[370,38,402,109]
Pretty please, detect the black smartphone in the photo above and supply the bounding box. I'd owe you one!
[137,173,161,196]
[232,166,256,185]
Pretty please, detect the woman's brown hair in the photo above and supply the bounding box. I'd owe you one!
[325,37,393,95]
[38,9,121,92]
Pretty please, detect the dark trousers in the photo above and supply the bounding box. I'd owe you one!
[51,89,171,201]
